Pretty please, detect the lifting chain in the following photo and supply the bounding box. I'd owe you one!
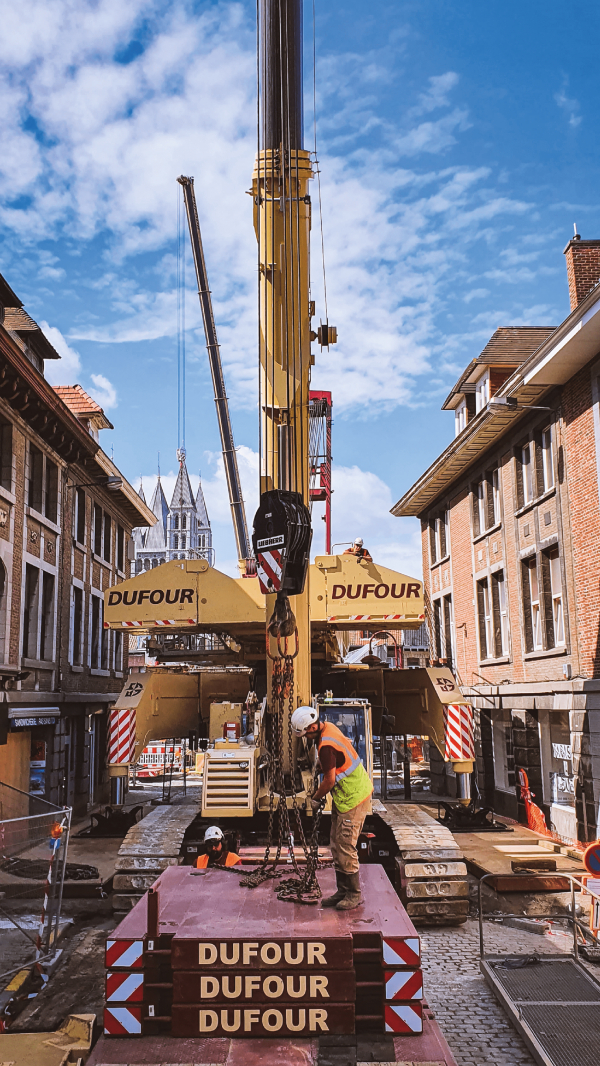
[239,629,324,903]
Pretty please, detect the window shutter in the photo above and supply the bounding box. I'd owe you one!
[534,435,544,498]
[472,488,480,536]
[429,519,437,563]
[540,551,554,649]
[466,394,476,420]
[443,596,453,669]
[433,599,442,659]
[515,449,524,509]
[485,472,495,529]
[521,561,533,653]
[439,512,447,558]
[491,573,502,657]
[477,580,487,659]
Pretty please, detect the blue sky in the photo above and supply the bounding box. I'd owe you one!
[1,1,598,576]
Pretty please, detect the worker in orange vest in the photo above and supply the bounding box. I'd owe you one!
[291,707,373,911]
[195,825,242,868]
[343,537,373,562]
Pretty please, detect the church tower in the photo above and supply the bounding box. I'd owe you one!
[168,449,213,565]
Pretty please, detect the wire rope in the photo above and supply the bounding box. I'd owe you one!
[312,0,328,324]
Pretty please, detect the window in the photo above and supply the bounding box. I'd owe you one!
[117,526,124,572]
[94,504,102,556]
[433,599,442,659]
[103,512,111,563]
[173,514,179,530]
[541,428,554,492]
[28,445,43,513]
[28,445,58,521]
[521,443,534,504]
[477,578,493,660]
[45,459,57,523]
[522,557,542,651]
[23,564,39,658]
[476,480,486,533]
[182,515,187,529]
[492,711,515,792]
[39,572,54,660]
[181,535,186,550]
[0,420,12,490]
[76,489,85,544]
[91,596,100,667]
[73,586,83,665]
[429,511,448,562]
[548,548,564,646]
[173,535,178,550]
[455,401,468,437]
[475,372,490,412]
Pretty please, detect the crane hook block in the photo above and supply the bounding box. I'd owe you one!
[252,490,312,597]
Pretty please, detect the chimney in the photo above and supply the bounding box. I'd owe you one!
[564,234,600,310]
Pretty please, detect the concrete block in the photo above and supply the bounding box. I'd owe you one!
[403,861,467,879]
[113,872,161,891]
[405,880,469,899]
[406,899,469,916]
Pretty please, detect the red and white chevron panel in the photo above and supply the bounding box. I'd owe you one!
[105,939,144,970]
[256,549,283,595]
[108,707,136,764]
[113,618,196,629]
[444,703,475,762]
[382,936,420,967]
[384,968,423,1000]
[385,1002,423,1034]
[104,1005,142,1035]
[106,971,144,1003]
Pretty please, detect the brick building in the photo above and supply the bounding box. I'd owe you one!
[0,272,154,816]
[393,235,600,845]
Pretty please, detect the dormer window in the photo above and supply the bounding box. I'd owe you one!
[475,371,490,412]
[455,401,468,437]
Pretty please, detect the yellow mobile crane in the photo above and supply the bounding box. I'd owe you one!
[104,0,475,846]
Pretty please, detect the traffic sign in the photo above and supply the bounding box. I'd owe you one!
[583,841,600,875]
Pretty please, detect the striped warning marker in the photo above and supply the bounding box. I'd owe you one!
[384,1002,423,1033]
[105,939,144,970]
[104,1005,143,1035]
[106,971,144,1003]
[257,549,283,594]
[382,936,420,966]
[384,968,423,1000]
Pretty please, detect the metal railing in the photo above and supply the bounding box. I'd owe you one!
[0,782,72,986]
[477,871,600,961]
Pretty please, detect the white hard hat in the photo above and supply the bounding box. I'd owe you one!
[204,825,224,844]
[354,537,363,546]
[291,706,319,737]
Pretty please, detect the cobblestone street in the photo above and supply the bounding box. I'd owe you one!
[421,919,583,1066]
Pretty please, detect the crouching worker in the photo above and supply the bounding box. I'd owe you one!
[195,825,242,868]
[291,707,373,910]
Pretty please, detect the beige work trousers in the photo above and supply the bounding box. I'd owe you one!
[330,794,371,875]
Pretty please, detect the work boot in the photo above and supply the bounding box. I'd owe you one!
[321,870,346,908]
[336,872,363,910]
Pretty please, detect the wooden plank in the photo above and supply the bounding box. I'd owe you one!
[171,1002,355,1037]
[171,937,354,971]
[489,874,572,893]
[172,968,355,1003]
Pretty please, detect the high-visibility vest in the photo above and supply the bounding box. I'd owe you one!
[316,720,373,813]
[195,850,241,869]
[317,721,361,781]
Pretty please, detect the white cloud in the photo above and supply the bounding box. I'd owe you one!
[40,322,82,383]
[90,372,118,410]
[554,78,582,128]
[0,1,552,421]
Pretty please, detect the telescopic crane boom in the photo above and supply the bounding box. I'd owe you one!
[177,175,253,574]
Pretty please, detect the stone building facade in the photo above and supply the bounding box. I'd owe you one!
[393,236,600,845]
[0,273,155,817]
